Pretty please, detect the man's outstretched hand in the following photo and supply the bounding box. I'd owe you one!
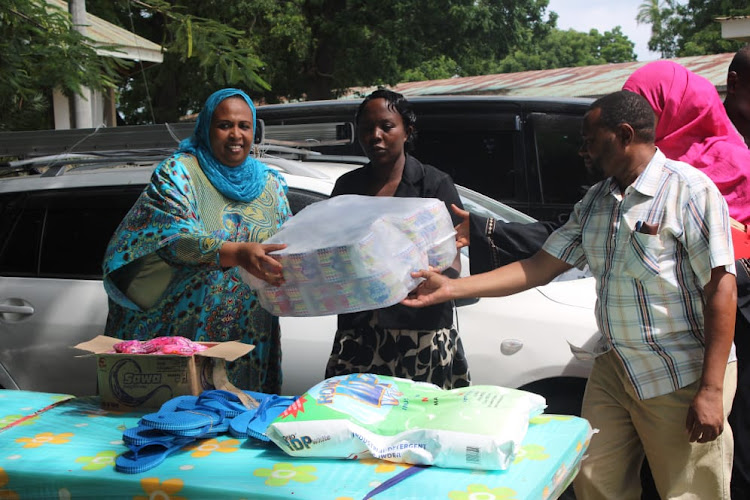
[401,269,455,308]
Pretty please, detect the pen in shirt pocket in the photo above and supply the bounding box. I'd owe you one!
[635,220,659,235]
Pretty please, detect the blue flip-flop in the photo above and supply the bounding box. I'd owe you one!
[138,389,262,438]
[123,423,219,446]
[129,394,200,432]
[156,394,199,413]
[123,425,179,447]
[228,390,279,439]
[115,436,195,474]
[139,403,227,435]
[229,395,297,441]
[176,390,255,418]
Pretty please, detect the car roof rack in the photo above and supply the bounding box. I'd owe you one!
[0,120,358,179]
[0,120,354,159]
[0,123,196,159]
[262,122,354,148]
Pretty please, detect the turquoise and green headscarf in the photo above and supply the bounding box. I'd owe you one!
[177,88,285,202]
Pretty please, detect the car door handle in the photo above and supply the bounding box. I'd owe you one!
[0,304,35,315]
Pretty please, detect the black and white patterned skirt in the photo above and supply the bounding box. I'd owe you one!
[325,314,471,389]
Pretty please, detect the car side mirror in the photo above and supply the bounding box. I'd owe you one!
[255,119,265,145]
[336,122,354,143]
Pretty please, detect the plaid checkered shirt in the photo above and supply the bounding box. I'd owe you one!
[543,148,736,400]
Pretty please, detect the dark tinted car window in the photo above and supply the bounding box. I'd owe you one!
[0,193,43,276]
[0,184,326,280]
[528,112,599,223]
[40,188,143,278]
[0,187,143,279]
[414,128,517,202]
[531,113,591,203]
[286,188,327,214]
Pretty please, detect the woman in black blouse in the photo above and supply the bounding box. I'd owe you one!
[324,89,470,389]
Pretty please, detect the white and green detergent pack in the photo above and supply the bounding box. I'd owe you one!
[266,374,547,470]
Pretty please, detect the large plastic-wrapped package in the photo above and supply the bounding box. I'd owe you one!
[266,374,547,470]
[241,195,456,317]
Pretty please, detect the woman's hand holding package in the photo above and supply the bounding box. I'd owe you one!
[220,241,287,286]
[451,204,470,249]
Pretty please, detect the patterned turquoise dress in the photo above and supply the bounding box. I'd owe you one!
[102,153,290,393]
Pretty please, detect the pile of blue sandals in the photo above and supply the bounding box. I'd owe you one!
[116,389,297,473]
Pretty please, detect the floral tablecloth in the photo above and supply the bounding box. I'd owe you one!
[0,390,592,499]
[0,390,74,431]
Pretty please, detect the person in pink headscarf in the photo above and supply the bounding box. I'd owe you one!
[625,59,750,500]
[623,59,750,227]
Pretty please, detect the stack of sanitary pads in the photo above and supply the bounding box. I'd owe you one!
[241,195,457,316]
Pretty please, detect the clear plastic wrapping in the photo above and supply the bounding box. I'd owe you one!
[241,195,457,316]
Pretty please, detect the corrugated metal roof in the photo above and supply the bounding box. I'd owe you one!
[47,0,163,63]
[355,53,735,99]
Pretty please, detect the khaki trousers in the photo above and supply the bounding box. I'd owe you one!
[574,350,737,500]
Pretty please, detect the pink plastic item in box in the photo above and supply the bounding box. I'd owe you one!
[113,336,208,355]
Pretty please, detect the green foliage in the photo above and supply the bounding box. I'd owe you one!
[497,27,636,72]
[642,0,750,57]
[88,0,562,120]
[636,0,678,58]
[0,0,123,130]
[6,0,641,127]
[84,0,271,124]
[223,0,560,99]
[135,0,268,90]
[401,56,462,82]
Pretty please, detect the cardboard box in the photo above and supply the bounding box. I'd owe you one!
[74,335,254,411]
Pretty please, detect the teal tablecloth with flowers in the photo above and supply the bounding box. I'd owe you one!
[0,390,74,431]
[0,391,592,499]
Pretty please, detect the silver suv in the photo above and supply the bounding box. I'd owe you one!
[0,125,599,417]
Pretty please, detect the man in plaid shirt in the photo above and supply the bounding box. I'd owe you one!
[403,90,738,499]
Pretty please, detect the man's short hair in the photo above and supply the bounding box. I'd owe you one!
[729,44,750,77]
[589,90,655,143]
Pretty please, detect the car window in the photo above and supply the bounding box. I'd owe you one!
[411,112,522,204]
[456,184,591,281]
[414,128,519,203]
[286,188,328,214]
[528,112,594,223]
[456,186,534,224]
[0,187,143,279]
[0,193,43,277]
[0,181,328,281]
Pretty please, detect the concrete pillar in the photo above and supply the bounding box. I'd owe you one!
[69,0,93,129]
[52,88,71,129]
[104,87,117,127]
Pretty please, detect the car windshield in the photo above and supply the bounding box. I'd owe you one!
[457,185,535,224]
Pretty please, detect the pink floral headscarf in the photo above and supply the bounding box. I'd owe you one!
[623,60,750,225]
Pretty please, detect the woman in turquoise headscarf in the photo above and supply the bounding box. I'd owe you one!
[103,88,291,393]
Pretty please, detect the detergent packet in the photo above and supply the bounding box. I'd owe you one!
[266,373,546,470]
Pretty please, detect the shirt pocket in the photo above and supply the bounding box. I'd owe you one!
[622,230,663,281]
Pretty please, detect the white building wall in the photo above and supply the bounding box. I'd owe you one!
[720,18,750,43]
[52,88,110,129]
